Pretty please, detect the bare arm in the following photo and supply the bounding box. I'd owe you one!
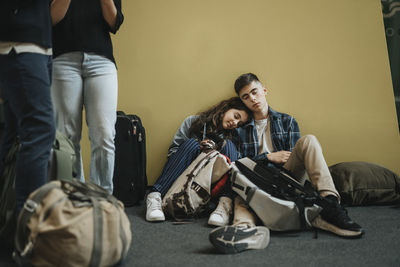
[50,0,71,25]
[100,0,118,30]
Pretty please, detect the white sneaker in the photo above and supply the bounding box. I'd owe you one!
[208,196,232,227]
[146,192,165,222]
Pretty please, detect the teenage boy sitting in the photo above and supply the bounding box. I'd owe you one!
[209,73,364,254]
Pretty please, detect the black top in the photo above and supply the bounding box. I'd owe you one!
[52,0,123,64]
[0,0,53,48]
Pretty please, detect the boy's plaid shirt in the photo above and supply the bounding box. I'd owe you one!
[232,107,301,162]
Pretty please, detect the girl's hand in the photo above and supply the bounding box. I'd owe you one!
[200,139,216,152]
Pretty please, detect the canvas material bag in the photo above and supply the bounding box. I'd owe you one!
[231,159,321,231]
[48,130,78,181]
[329,161,400,206]
[162,151,231,219]
[14,180,132,267]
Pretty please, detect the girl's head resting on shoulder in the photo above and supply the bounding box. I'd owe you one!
[190,96,252,138]
[221,107,249,130]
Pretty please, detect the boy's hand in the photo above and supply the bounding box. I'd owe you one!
[267,151,291,164]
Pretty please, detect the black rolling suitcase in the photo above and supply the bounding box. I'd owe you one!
[113,111,147,206]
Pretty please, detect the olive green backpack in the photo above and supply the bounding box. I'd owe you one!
[0,131,77,245]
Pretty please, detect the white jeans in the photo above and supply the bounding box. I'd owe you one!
[51,52,118,193]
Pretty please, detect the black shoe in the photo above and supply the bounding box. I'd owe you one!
[209,226,270,254]
[317,195,364,237]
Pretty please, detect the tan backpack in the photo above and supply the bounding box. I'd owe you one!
[162,151,231,219]
[13,180,132,267]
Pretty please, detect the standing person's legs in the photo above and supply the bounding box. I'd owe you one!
[0,99,18,176]
[83,53,118,194]
[0,51,55,213]
[51,52,85,181]
[283,135,339,198]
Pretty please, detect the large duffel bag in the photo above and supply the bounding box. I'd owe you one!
[231,158,322,231]
[14,179,132,267]
[162,150,231,219]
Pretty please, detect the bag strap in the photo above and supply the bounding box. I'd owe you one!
[87,193,129,267]
[117,212,129,263]
[71,183,128,266]
[255,161,319,197]
[89,197,103,267]
[210,153,231,197]
[14,182,60,258]
[183,151,218,204]
[64,179,118,205]
[166,198,195,224]
[88,188,130,267]
[190,181,210,202]
[235,161,280,197]
[186,151,218,180]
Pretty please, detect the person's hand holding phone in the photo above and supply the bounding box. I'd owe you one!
[200,139,216,152]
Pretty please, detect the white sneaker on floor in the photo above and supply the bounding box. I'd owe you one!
[146,192,165,222]
[208,196,232,227]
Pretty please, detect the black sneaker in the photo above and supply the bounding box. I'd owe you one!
[209,226,270,254]
[315,196,364,238]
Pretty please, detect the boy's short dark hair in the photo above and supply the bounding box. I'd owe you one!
[234,73,260,95]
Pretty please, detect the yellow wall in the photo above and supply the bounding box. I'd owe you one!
[81,0,400,184]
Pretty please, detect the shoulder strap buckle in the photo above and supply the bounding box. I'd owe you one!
[23,199,38,213]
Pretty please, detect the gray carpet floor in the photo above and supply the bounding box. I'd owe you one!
[1,203,399,267]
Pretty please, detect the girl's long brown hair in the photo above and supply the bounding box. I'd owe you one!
[188,97,251,141]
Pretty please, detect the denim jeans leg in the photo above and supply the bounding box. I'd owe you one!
[0,52,55,213]
[51,52,85,181]
[0,99,18,176]
[83,53,118,194]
